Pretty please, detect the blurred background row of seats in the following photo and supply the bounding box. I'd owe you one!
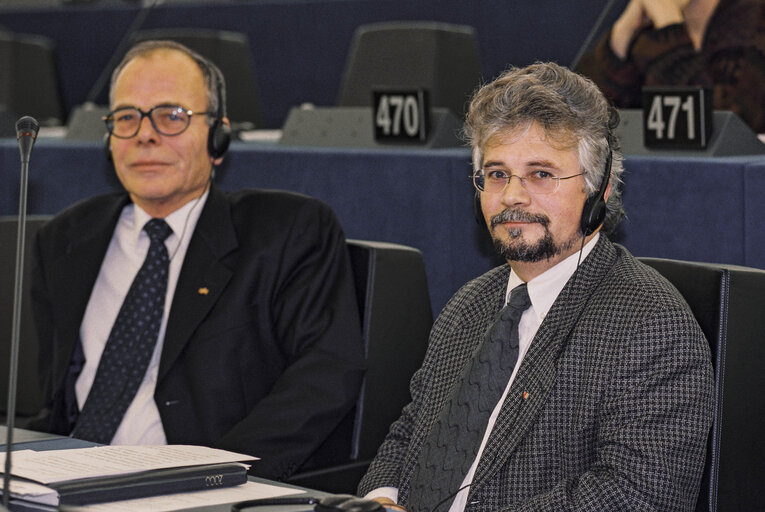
[0,21,484,141]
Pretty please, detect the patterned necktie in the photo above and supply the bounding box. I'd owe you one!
[72,218,172,444]
[407,284,532,512]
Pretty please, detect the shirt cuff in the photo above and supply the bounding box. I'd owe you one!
[363,487,399,503]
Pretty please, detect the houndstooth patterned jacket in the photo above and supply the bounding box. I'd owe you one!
[358,236,714,511]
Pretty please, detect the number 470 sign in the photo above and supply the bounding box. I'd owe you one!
[373,90,430,143]
[642,87,712,149]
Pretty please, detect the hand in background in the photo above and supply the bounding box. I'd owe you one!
[610,0,691,58]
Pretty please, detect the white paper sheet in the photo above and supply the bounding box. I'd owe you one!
[0,445,257,484]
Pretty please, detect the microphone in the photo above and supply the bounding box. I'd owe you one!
[2,116,40,509]
[230,494,383,512]
[15,116,39,164]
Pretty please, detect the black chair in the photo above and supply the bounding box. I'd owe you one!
[0,216,51,424]
[336,21,483,119]
[0,31,64,128]
[288,239,433,493]
[639,257,765,511]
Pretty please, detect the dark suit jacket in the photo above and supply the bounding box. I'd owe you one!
[358,236,714,511]
[30,185,365,480]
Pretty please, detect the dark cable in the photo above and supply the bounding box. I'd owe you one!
[84,0,163,104]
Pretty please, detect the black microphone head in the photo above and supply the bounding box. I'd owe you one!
[15,116,40,138]
[16,116,40,164]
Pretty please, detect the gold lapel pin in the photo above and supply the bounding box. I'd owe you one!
[198,287,209,295]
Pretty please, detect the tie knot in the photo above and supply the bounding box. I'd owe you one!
[507,283,531,312]
[143,218,172,244]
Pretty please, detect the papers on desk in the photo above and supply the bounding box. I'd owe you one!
[0,444,268,507]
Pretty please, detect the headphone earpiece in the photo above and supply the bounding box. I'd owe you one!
[104,133,112,162]
[473,190,484,225]
[207,116,231,159]
[580,146,612,236]
[206,66,231,160]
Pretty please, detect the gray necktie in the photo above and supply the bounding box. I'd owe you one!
[407,284,531,512]
[72,218,172,444]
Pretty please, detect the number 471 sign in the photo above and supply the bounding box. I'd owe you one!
[642,86,712,150]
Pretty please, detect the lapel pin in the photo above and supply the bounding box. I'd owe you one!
[198,287,209,295]
[522,391,530,400]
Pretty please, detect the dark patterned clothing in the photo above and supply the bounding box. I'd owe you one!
[358,236,714,511]
[576,0,765,133]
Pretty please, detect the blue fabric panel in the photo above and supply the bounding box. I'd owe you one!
[744,160,765,269]
[3,139,765,313]
[616,155,758,265]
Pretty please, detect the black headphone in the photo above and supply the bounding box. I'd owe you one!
[104,55,231,162]
[206,62,231,160]
[472,142,612,236]
[580,145,611,236]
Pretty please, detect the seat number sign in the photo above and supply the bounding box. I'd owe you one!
[642,87,712,149]
[373,90,430,143]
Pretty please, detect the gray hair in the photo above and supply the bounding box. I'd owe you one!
[464,61,625,233]
[109,39,227,119]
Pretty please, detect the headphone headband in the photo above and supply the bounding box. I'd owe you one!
[206,64,231,160]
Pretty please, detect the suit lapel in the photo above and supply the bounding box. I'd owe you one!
[49,195,130,389]
[158,186,238,382]
[470,237,617,488]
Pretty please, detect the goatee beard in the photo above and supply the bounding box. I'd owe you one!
[490,208,579,263]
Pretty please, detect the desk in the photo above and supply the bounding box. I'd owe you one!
[3,139,765,313]
[0,427,324,512]
[0,426,58,446]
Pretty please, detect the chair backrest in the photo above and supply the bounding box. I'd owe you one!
[345,239,433,460]
[293,240,433,489]
[128,28,263,130]
[639,257,765,511]
[0,31,64,127]
[336,21,483,118]
[0,216,52,419]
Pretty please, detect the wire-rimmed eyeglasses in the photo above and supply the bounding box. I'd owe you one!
[103,105,214,139]
[472,168,585,195]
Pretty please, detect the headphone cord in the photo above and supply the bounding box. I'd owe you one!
[167,176,211,262]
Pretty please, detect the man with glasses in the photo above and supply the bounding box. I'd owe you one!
[359,62,713,511]
[30,40,365,481]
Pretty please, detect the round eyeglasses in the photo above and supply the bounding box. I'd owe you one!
[472,168,585,195]
[103,105,214,139]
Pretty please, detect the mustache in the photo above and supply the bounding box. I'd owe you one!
[490,208,550,229]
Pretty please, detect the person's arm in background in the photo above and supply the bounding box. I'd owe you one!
[576,0,703,108]
[611,0,689,58]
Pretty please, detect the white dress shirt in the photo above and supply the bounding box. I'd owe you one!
[366,234,599,510]
[76,190,209,445]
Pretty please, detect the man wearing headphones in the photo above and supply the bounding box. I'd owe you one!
[359,62,713,511]
[30,40,365,481]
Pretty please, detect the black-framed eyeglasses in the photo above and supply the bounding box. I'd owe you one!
[103,105,214,139]
[472,168,585,195]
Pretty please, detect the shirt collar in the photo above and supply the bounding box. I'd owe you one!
[506,233,600,321]
[126,189,210,249]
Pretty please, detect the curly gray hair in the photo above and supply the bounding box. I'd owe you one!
[464,61,625,233]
